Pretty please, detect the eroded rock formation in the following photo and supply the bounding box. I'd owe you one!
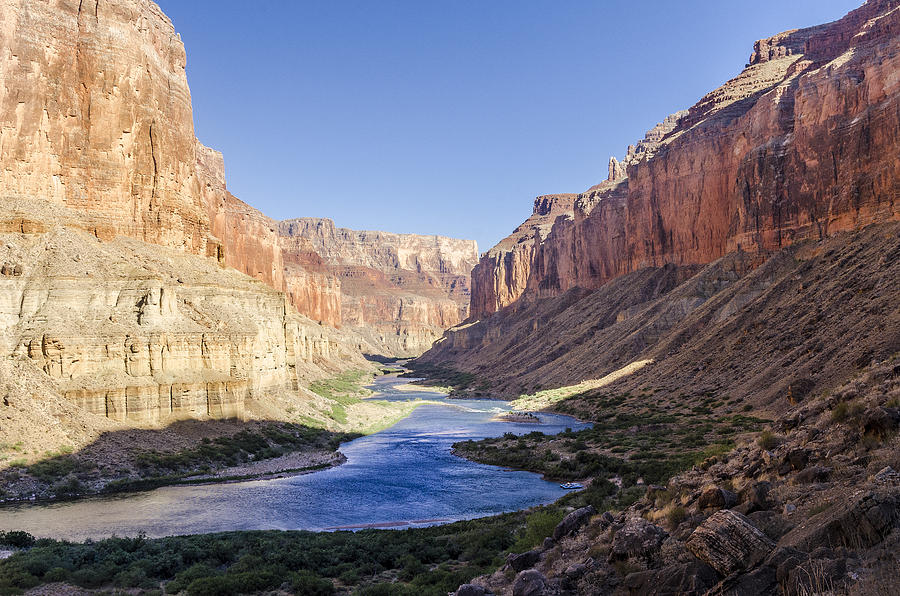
[280,218,478,357]
[467,0,900,320]
[0,0,370,427]
[0,200,368,425]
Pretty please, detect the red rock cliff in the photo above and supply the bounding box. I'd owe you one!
[0,0,218,256]
[280,218,479,357]
[469,0,900,319]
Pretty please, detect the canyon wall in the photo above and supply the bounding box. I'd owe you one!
[0,0,219,256]
[280,218,478,357]
[0,0,371,426]
[0,200,368,425]
[0,0,479,434]
[468,0,900,320]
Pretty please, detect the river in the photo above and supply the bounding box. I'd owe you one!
[0,374,589,541]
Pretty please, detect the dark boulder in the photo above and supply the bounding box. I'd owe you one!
[455,584,487,596]
[795,466,832,484]
[552,505,596,540]
[863,407,900,439]
[698,487,738,510]
[780,449,810,474]
[621,562,719,595]
[609,518,668,562]
[747,510,795,541]
[507,549,541,573]
[737,481,775,514]
[780,489,900,551]
[512,569,547,596]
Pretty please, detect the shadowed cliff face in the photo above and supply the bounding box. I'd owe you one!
[468,0,900,321]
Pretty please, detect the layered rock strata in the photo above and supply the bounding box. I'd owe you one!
[0,200,368,425]
[280,218,478,357]
[0,0,370,426]
[467,0,900,320]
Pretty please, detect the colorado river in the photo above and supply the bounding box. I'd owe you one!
[0,374,589,541]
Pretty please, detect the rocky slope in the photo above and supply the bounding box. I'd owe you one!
[444,221,900,595]
[458,352,900,596]
[280,218,478,357]
[465,0,899,323]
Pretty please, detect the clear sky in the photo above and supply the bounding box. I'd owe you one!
[156,0,863,253]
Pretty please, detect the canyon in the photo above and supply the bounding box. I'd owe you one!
[0,0,473,466]
[425,0,900,401]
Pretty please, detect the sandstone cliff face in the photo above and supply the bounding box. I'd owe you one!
[467,0,900,321]
[280,218,478,357]
[0,0,370,428]
[469,194,577,316]
[0,200,368,425]
[0,0,218,256]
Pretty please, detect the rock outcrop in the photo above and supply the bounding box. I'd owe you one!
[466,0,900,321]
[280,218,478,357]
[469,194,577,316]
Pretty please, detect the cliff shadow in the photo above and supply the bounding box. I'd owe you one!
[0,418,360,503]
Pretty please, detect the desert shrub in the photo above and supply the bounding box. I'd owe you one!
[757,430,780,450]
[832,401,850,423]
[0,531,35,548]
[511,509,564,553]
[666,506,687,527]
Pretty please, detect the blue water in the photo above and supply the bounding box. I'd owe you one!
[0,375,589,541]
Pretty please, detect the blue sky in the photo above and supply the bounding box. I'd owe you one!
[157,0,863,252]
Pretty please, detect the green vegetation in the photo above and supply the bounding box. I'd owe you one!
[402,363,478,392]
[309,370,375,404]
[757,430,780,450]
[454,405,764,489]
[0,509,560,596]
[133,424,357,476]
[0,423,361,501]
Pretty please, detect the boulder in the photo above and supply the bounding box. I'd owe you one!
[698,487,738,510]
[552,505,596,540]
[507,549,541,573]
[512,569,547,596]
[685,510,775,575]
[766,546,810,586]
[873,466,900,485]
[794,466,832,484]
[779,489,900,551]
[747,510,795,541]
[780,449,810,474]
[622,562,719,595]
[609,518,668,562]
[455,585,486,596]
[863,407,900,439]
[737,481,775,514]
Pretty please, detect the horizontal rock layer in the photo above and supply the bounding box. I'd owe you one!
[280,218,478,357]
[0,208,368,425]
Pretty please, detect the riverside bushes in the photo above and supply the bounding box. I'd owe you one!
[0,512,539,595]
